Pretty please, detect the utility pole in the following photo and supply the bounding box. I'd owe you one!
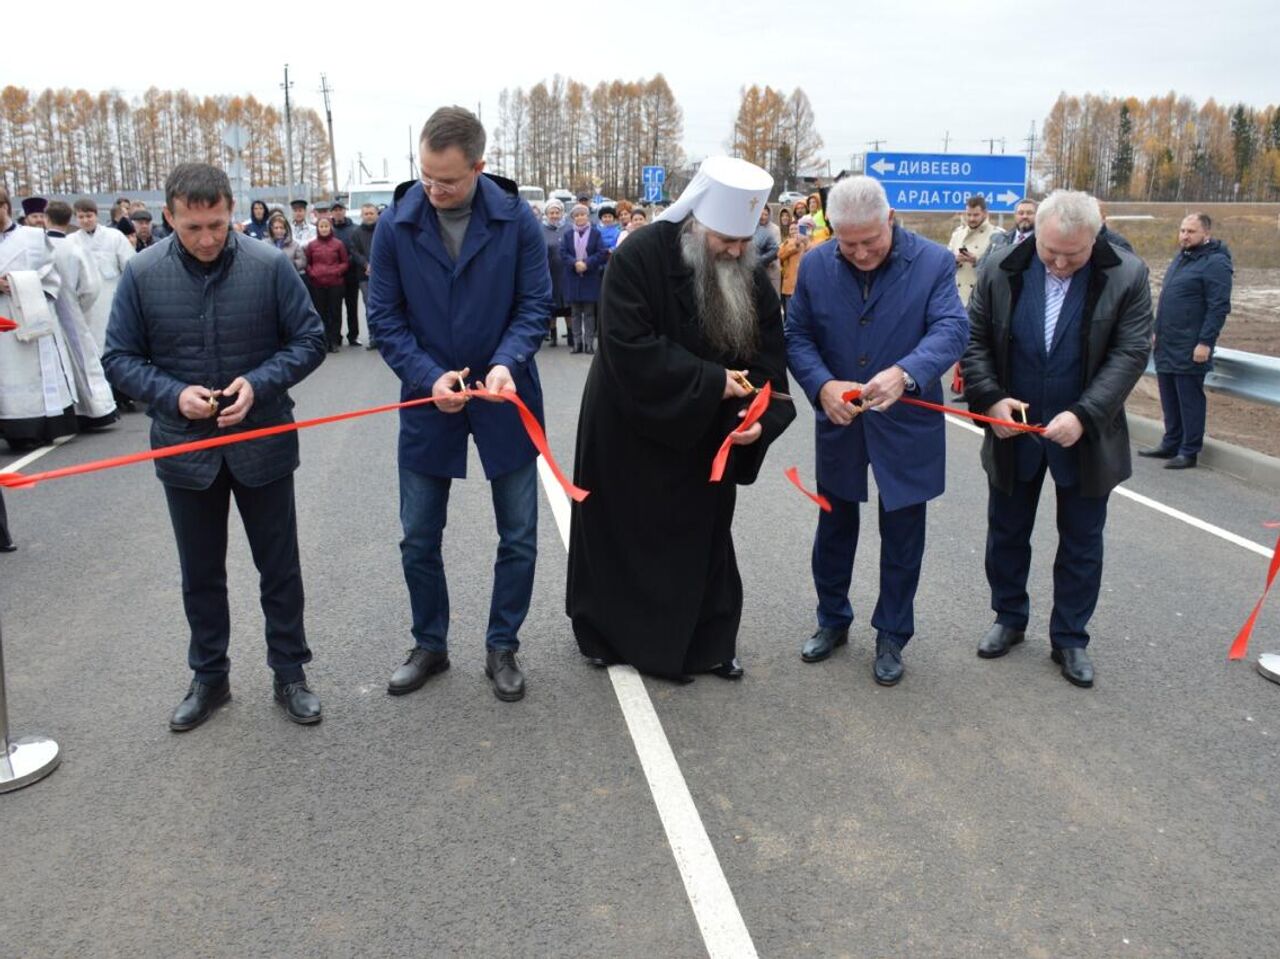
[281,64,295,202]
[942,130,951,153]
[319,74,338,196]
[1024,121,1037,195]
[982,137,998,155]
[867,139,887,151]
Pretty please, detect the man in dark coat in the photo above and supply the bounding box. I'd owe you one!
[786,175,970,686]
[1139,212,1232,469]
[567,156,795,681]
[103,162,327,730]
[962,190,1152,688]
[329,200,364,345]
[350,204,379,349]
[368,106,551,703]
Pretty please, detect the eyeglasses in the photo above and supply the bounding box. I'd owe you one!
[420,171,475,196]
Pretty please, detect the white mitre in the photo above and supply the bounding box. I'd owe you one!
[657,156,774,238]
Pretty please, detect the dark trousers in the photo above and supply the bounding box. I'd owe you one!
[311,285,343,348]
[812,487,927,645]
[985,461,1109,649]
[163,464,311,684]
[1157,371,1207,456]
[360,281,374,345]
[342,279,361,343]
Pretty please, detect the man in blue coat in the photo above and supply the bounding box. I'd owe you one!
[1140,212,1233,470]
[367,106,552,703]
[103,163,328,731]
[785,176,969,685]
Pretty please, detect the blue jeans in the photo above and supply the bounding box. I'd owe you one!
[398,460,537,652]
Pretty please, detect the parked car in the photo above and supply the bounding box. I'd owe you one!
[519,185,546,207]
[548,188,575,208]
[778,190,808,207]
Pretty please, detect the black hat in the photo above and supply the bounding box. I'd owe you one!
[21,196,48,216]
[130,209,153,222]
[290,199,308,210]
[331,199,346,210]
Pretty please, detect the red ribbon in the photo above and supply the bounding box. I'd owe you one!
[0,316,16,333]
[709,382,773,482]
[0,388,589,503]
[1228,522,1280,661]
[784,466,832,512]
[840,388,1047,434]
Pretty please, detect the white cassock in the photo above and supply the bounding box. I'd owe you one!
[71,225,134,350]
[49,234,117,427]
[0,224,78,445]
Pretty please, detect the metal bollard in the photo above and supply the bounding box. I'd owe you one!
[0,616,61,793]
[1259,652,1280,686]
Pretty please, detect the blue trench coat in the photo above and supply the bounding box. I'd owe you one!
[784,226,969,510]
[367,176,553,480]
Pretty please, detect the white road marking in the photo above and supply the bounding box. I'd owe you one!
[1,435,74,473]
[944,413,1274,559]
[535,455,759,959]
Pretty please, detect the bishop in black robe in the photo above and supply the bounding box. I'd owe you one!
[567,217,796,679]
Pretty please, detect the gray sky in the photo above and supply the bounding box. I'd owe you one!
[7,0,1277,189]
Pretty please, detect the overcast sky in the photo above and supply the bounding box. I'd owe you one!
[7,0,1277,189]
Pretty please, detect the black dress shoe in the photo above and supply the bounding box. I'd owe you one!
[485,649,525,702]
[585,654,618,668]
[0,539,16,553]
[1051,647,1094,688]
[274,679,322,724]
[709,656,744,679]
[977,623,1025,659]
[1164,454,1197,470]
[801,626,849,663]
[873,634,904,686]
[365,341,378,350]
[387,648,450,695]
[348,339,361,347]
[169,677,231,732]
[1137,446,1177,459]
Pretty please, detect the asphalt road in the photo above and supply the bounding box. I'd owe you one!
[2,332,1277,959]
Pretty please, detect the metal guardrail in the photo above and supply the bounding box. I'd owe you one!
[1145,348,1280,408]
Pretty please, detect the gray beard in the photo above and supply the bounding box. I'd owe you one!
[680,219,760,359]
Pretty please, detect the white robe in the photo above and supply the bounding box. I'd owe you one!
[50,235,117,425]
[71,225,134,350]
[0,225,78,438]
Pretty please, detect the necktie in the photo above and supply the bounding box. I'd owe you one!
[1044,275,1069,353]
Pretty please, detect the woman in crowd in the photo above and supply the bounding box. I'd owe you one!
[267,212,307,275]
[558,203,607,354]
[243,199,271,240]
[777,206,793,241]
[542,200,570,347]
[754,204,782,294]
[807,192,831,243]
[304,216,349,352]
[614,207,647,247]
[778,219,809,319]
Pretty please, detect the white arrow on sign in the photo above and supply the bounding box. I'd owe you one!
[870,158,895,175]
[997,190,1020,205]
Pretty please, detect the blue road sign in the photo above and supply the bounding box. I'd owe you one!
[865,152,1027,213]
[642,165,665,203]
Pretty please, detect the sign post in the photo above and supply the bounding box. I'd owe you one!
[0,617,61,793]
[865,152,1027,213]
[642,165,666,204]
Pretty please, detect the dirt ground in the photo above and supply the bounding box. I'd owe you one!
[900,206,1280,459]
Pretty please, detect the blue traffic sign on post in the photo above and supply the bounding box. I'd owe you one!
[865,152,1027,213]
[642,165,665,203]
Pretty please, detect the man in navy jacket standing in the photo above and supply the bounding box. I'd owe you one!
[103,163,327,731]
[368,106,551,703]
[785,176,969,686]
[1140,212,1233,470]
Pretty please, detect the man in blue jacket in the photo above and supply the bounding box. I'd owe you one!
[1140,212,1233,470]
[785,176,969,685]
[368,106,552,703]
[103,163,327,731]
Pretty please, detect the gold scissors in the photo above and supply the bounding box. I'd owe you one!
[730,369,794,401]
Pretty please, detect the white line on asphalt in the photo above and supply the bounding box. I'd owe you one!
[944,413,1274,559]
[1,435,74,474]
[535,455,760,959]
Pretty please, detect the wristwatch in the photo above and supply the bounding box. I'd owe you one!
[901,368,916,392]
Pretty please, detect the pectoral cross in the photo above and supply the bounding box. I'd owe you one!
[749,196,760,212]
